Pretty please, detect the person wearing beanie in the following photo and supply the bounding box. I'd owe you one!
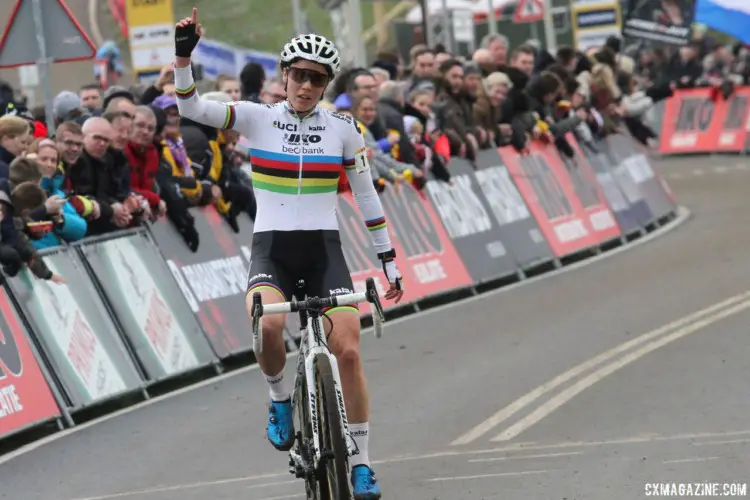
[146,103,199,251]
[102,85,135,110]
[52,91,87,127]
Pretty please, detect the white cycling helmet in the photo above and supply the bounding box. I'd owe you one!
[280,34,341,77]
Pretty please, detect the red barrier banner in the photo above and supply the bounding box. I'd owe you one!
[499,141,604,257]
[0,287,60,437]
[337,183,472,306]
[660,87,750,155]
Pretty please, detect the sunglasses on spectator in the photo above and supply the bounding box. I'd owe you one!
[287,67,329,88]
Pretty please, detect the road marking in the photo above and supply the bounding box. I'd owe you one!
[693,168,705,176]
[70,477,297,500]
[694,438,750,446]
[0,207,690,467]
[663,456,720,464]
[426,469,557,482]
[715,166,728,173]
[451,287,750,446]
[377,430,750,466]
[491,297,750,442]
[468,451,581,463]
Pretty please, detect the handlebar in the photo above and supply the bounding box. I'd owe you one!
[251,277,386,353]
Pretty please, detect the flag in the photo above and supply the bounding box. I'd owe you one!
[695,0,750,44]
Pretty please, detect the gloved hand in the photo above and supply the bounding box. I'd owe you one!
[175,8,203,58]
[377,249,403,303]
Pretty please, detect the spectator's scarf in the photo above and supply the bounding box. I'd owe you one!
[165,135,190,176]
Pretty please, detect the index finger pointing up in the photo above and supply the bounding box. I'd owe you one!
[192,7,198,23]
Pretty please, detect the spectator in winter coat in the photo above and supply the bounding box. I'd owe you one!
[481,33,510,68]
[79,84,102,113]
[152,95,213,206]
[0,157,62,282]
[124,106,167,218]
[378,80,416,165]
[148,105,199,251]
[68,117,131,234]
[239,62,266,102]
[26,139,87,248]
[473,71,512,147]
[0,115,31,179]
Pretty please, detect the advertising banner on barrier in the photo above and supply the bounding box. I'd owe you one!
[424,157,518,282]
[337,184,472,303]
[78,231,217,379]
[470,150,554,269]
[150,207,251,358]
[561,138,622,242]
[578,140,650,233]
[659,87,750,155]
[499,142,606,257]
[5,250,142,409]
[608,134,677,220]
[0,287,60,437]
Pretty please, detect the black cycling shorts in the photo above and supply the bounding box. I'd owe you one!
[246,230,358,313]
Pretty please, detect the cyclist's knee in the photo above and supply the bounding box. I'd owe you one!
[246,287,287,337]
[327,313,361,369]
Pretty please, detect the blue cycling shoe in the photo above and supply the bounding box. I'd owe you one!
[351,465,382,499]
[267,399,295,451]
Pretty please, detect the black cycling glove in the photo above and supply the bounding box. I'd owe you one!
[175,23,201,58]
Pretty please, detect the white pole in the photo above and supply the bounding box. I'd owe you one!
[31,0,55,136]
[292,0,303,34]
[542,0,556,53]
[487,0,498,35]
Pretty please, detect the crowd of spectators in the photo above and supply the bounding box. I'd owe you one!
[0,28,746,283]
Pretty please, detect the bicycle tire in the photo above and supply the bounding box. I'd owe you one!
[293,370,320,499]
[314,353,351,499]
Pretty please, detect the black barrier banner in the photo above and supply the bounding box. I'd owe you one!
[472,150,554,269]
[150,207,250,358]
[578,142,644,234]
[424,157,518,282]
[590,140,655,229]
[607,134,677,221]
[78,231,218,379]
[623,0,694,45]
[5,249,142,409]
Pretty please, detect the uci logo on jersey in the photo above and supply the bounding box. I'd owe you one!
[273,120,297,131]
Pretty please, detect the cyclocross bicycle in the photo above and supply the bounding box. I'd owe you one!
[251,277,386,500]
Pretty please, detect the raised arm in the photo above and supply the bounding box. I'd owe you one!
[173,8,256,134]
[173,65,237,129]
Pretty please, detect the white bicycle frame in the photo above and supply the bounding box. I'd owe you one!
[252,288,384,469]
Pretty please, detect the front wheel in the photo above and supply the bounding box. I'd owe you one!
[314,354,351,499]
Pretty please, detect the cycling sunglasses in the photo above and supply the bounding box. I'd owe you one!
[287,66,329,88]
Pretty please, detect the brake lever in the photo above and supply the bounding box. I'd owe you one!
[252,292,263,353]
[365,278,385,338]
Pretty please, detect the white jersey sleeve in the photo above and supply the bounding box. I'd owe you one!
[173,64,261,138]
[339,115,393,255]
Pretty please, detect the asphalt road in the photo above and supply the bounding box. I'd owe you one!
[2,154,750,500]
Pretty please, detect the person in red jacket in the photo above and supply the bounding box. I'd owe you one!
[124,106,166,219]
